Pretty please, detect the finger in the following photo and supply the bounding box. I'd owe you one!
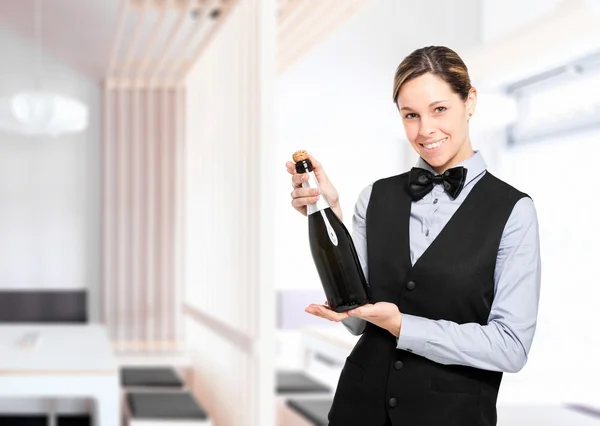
[291,196,320,210]
[306,306,337,321]
[291,187,320,199]
[308,155,324,177]
[285,161,295,173]
[308,154,329,182]
[347,304,375,318]
[347,308,361,317]
[291,173,308,187]
[308,154,321,170]
[306,304,347,322]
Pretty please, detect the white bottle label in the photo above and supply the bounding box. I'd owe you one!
[320,210,339,246]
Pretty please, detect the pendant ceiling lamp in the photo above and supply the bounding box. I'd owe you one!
[0,0,88,137]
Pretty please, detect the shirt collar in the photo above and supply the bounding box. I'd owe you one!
[415,150,487,186]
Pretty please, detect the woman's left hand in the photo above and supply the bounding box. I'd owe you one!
[347,302,403,338]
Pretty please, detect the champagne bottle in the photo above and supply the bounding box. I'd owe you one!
[293,150,370,313]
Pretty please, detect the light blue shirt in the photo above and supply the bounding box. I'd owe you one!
[341,151,541,373]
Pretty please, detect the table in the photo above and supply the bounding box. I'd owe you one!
[300,326,360,369]
[0,324,119,426]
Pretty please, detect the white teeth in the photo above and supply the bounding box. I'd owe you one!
[423,138,447,149]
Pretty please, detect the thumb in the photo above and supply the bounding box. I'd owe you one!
[308,154,331,186]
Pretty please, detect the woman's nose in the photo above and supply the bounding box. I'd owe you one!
[418,117,437,137]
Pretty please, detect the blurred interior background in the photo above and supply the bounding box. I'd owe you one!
[0,0,599,425]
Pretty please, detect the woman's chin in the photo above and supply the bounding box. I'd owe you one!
[420,150,447,164]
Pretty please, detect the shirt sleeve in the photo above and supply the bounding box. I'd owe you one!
[396,197,542,373]
[340,184,373,336]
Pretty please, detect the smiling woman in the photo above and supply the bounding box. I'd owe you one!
[286,45,542,426]
[393,46,477,174]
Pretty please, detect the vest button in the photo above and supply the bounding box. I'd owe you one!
[388,397,397,407]
[406,281,416,291]
[394,360,404,370]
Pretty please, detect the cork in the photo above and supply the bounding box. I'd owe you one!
[292,150,309,163]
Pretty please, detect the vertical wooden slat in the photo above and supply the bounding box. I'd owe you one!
[176,86,186,348]
[102,87,113,333]
[135,8,168,80]
[169,88,177,347]
[146,88,156,348]
[165,89,172,347]
[115,89,125,349]
[131,88,140,350]
[148,0,193,88]
[106,0,228,353]
[154,87,162,350]
[160,87,169,349]
[104,0,276,354]
[139,88,149,347]
[123,89,132,346]
[277,0,313,44]
[279,0,344,61]
[247,0,258,340]
[162,0,215,87]
[241,5,252,420]
[122,4,149,82]
[176,1,238,83]
[106,0,130,83]
[280,0,368,71]
[234,12,242,331]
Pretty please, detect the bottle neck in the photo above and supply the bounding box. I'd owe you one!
[296,159,330,215]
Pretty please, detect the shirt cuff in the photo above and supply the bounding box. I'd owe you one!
[396,314,430,355]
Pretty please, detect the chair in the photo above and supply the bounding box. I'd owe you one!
[286,398,333,426]
[124,391,212,425]
[276,371,331,395]
[121,366,185,390]
[276,371,332,426]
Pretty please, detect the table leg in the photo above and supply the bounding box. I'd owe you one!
[48,398,56,426]
[94,390,121,426]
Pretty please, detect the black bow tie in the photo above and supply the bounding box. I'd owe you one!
[407,166,467,201]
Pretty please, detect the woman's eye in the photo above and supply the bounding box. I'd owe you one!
[434,106,447,113]
[405,113,417,119]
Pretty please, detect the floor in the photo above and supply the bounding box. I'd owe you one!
[498,405,600,425]
[0,416,90,426]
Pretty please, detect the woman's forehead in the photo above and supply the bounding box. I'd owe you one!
[397,74,456,107]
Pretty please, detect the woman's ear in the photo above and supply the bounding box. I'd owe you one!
[466,87,477,118]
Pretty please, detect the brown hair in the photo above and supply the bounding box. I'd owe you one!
[392,46,472,103]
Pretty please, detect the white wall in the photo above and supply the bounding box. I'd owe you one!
[478,0,600,406]
[495,130,600,406]
[183,0,276,424]
[0,28,101,321]
[481,0,562,43]
[275,0,482,291]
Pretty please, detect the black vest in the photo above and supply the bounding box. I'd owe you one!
[328,171,529,426]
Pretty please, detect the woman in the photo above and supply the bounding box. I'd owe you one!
[285,46,541,426]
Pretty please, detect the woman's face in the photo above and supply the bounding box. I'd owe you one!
[396,72,477,174]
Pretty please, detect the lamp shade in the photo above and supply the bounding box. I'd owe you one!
[0,92,89,137]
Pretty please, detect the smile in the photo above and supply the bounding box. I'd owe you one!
[420,137,447,150]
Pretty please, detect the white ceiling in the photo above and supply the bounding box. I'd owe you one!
[0,0,122,83]
[0,0,372,85]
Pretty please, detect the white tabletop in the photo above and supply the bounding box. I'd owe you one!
[0,324,118,374]
[302,325,360,351]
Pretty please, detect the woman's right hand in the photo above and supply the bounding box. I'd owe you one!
[304,300,350,322]
[285,154,343,220]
